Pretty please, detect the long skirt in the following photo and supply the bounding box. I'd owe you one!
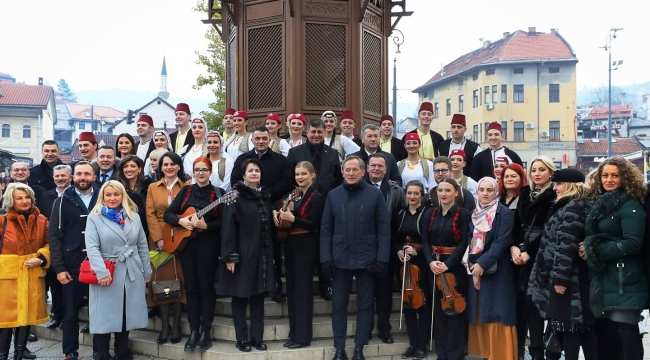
[468,295,518,360]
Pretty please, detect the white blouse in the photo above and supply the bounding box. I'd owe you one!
[280,137,304,157]
[400,159,436,191]
[208,155,235,192]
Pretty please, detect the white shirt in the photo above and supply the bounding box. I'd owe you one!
[75,188,94,210]
[208,155,234,192]
[325,135,360,159]
[136,140,151,161]
[371,180,383,189]
[490,147,506,165]
[223,133,254,161]
[449,139,482,156]
[280,138,303,157]
[400,159,436,191]
[182,144,206,178]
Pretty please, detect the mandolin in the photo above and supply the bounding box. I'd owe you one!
[163,190,239,254]
[275,187,303,241]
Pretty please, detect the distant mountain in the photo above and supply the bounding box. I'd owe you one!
[76,89,212,114]
[577,81,650,111]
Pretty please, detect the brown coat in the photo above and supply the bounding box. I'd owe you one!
[0,207,50,327]
[145,178,187,306]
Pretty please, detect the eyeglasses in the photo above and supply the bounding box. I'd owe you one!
[193,168,210,174]
[433,169,450,174]
[12,168,28,172]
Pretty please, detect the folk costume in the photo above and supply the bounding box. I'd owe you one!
[438,114,481,177]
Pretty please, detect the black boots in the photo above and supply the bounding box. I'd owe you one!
[184,330,200,351]
[194,332,212,352]
[0,328,12,360]
[12,327,30,360]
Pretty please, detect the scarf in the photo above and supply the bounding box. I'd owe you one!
[470,177,499,255]
[101,206,125,228]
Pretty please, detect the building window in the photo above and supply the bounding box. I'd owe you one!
[446,131,451,139]
[484,122,489,141]
[549,67,560,73]
[513,68,524,74]
[549,84,560,103]
[513,85,524,103]
[553,161,562,169]
[472,74,478,80]
[492,85,498,103]
[501,121,508,141]
[514,121,524,141]
[473,125,478,142]
[434,102,439,118]
[79,121,85,130]
[549,120,560,141]
[22,125,31,138]
[429,91,434,100]
[422,91,428,100]
[501,85,507,103]
[484,86,490,104]
[1,124,9,138]
[473,90,479,108]
[446,99,451,116]
[459,95,464,112]
[486,68,495,75]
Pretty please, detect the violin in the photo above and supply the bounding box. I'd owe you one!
[434,253,466,315]
[399,236,425,310]
[275,187,303,241]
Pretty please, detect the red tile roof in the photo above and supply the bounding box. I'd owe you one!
[414,29,577,91]
[582,105,634,120]
[577,138,641,156]
[0,82,53,107]
[67,103,126,120]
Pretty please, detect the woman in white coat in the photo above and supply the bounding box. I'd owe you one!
[85,180,152,360]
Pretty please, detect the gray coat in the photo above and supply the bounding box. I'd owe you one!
[84,212,152,334]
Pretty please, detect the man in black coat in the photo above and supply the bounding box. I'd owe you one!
[470,122,523,182]
[379,115,407,162]
[6,162,45,204]
[350,124,402,187]
[401,102,445,160]
[321,156,390,360]
[30,140,64,190]
[169,103,195,153]
[438,114,482,177]
[49,162,99,360]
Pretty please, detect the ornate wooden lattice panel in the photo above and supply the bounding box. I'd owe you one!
[247,25,283,110]
[363,31,382,114]
[228,34,237,109]
[305,23,347,108]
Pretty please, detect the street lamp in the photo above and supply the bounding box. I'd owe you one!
[391,29,405,136]
[602,27,623,157]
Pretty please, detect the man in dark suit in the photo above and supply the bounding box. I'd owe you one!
[169,103,195,153]
[350,124,402,187]
[402,102,445,160]
[94,146,119,186]
[379,115,407,162]
[30,140,64,190]
[469,122,523,182]
[6,162,45,204]
[438,114,482,176]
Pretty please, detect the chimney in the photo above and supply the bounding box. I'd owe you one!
[503,32,510,39]
[528,27,536,35]
[482,40,491,49]
[38,77,43,85]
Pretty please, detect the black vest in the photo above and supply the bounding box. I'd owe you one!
[439,139,479,177]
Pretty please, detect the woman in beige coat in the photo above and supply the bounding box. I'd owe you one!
[146,151,188,344]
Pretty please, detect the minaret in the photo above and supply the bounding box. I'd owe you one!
[158,57,169,100]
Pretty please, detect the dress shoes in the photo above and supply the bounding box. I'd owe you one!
[402,345,417,358]
[194,332,212,352]
[65,353,79,360]
[271,293,285,303]
[412,348,426,360]
[184,331,200,351]
[378,331,394,344]
[283,340,294,347]
[236,341,251,352]
[288,342,308,349]
[22,348,36,359]
[321,287,333,301]
[332,348,348,360]
[156,325,171,344]
[352,347,365,360]
[27,333,37,342]
[45,317,61,329]
[79,325,90,333]
[250,340,267,351]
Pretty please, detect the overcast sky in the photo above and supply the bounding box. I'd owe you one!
[1,0,648,108]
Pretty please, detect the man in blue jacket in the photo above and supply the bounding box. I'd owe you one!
[320,156,390,360]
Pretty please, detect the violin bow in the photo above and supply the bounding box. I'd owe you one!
[399,252,407,330]
[430,252,440,351]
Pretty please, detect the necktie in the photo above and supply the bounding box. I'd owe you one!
[374,183,380,188]
[257,152,263,159]
[101,173,108,183]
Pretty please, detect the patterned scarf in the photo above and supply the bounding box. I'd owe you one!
[101,206,125,228]
[470,177,499,255]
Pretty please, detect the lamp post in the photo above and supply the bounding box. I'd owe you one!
[391,29,404,137]
[603,28,623,157]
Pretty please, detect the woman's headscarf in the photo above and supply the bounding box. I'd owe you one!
[153,130,173,151]
[207,130,225,155]
[472,177,499,237]
[191,118,209,140]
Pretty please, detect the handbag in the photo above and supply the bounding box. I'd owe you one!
[79,258,116,285]
[543,323,562,353]
[467,233,497,275]
[151,255,182,301]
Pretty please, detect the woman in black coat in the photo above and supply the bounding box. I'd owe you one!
[510,156,557,360]
[219,158,275,353]
[273,161,324,349]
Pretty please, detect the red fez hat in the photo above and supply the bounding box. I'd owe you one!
[380,115,394,125]
[495,156,511,164]
[224,108,236,116]
[288,113,306,123]
[233,110,248,118]
[341,110,356,121]
[419,102,434,113]
[175,103,191,114]
[487,122,503,133]
[451,114,466,127]
[137,114,153,126]
[450,149,466,158]
[79,132,96,143]
[266,113,282,123]
[404,133,421,142]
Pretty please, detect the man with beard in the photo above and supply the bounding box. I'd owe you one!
[221,108,236,143]
[49,161,100,360]
[39,165,73,331]
[350,124,402,186]
[321,156,390,360]
[94,146,118,186]
[469,122,523,181]
[170,103,194,153]
[30,140,64,190]
[135,114,155,161]
[284,118,342,300]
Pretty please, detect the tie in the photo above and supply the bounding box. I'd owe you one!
[374,183,380,188]
[257,153,263,159]
[101,173,108,183]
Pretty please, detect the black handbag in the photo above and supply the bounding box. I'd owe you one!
[151,256,182,301]
[543,323,562,353]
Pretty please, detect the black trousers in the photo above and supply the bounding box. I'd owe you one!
[596,318,644,360]
[231,293,265,342]
[273,239,284,293]
[521,294,545,357]
[558,328,597,360]
[178,238,219,332]
[46,267,64,319]
[372,252,397,334]
[404,260,433,351]
[60,275,88,356]
[285,233,317,344]
[93,292,129,359]
[332,268,374,349]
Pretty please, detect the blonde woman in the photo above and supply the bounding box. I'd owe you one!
[84,180,152,360]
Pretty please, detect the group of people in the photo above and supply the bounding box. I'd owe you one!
[1,100,649,360]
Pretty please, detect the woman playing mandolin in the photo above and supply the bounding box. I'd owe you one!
[163,156,224,353]
[421,178,470,360]
[273,161,325,349]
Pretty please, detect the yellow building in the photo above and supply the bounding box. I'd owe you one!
[413,27,578,169]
